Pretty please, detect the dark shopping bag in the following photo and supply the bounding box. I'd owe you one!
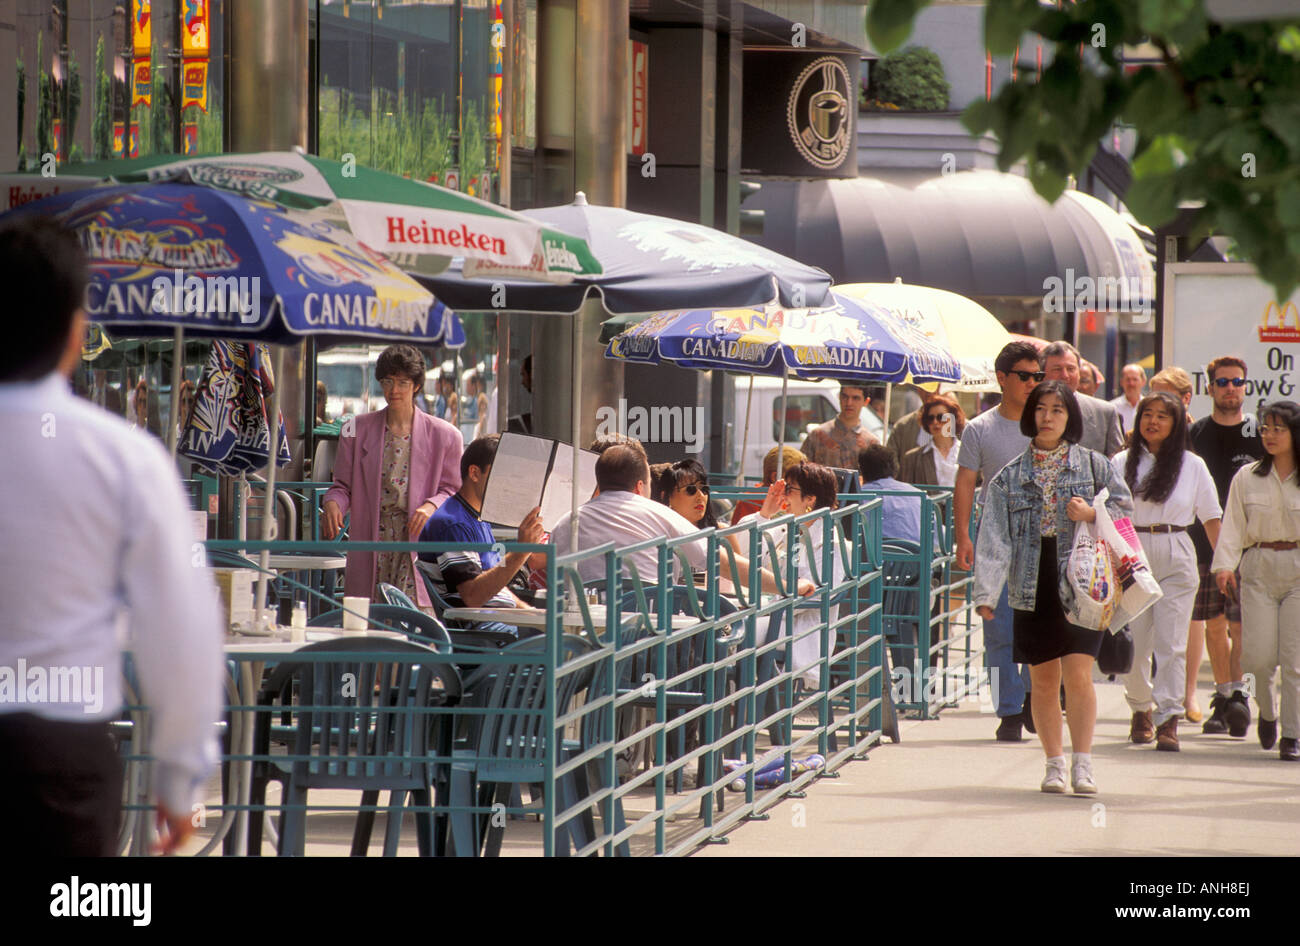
[1096,625,1135,676]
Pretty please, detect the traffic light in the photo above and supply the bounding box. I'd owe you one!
[739,180,764,238]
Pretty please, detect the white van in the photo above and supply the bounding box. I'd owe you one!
[316,346,437,422]
[317,347,384,421]
[731,376,884,481]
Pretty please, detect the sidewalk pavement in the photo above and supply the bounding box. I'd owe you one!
[695,674,1300,857]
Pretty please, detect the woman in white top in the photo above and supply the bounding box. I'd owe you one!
[734,461,844,688]
[1212,399,1300,762]
[1112,392,1222,751]
[899,392,965,488]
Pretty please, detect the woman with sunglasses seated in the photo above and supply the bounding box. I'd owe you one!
[653,459,719,530]
[900,393,967,488]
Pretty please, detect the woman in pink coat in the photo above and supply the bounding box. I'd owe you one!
[322,345,462,608]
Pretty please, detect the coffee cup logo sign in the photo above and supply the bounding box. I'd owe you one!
[787,57,851,171]
[1259,301,1300,343]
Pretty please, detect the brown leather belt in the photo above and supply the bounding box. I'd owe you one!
[1135,524,1187,534]
[1250,541,1300,551]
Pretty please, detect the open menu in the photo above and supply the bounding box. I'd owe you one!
[478,432,600,529]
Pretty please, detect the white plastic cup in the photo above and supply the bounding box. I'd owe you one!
[342,596,370,632]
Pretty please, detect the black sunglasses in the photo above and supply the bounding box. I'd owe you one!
[1009,370,1046,382]
[1212,377,1247,388]
[678,483,710,496]
[923,412,948,425]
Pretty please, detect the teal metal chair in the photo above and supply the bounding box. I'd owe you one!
[447,635,596,856]
[247,637,462,856]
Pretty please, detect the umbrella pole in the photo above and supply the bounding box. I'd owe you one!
[570,305,584,559]
[882,382,893,446]
[167,327,184,457]
[736,375,754,485]
[776,367,789,479]
[254,345,285,630]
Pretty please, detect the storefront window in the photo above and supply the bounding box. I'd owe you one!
[316,0,501,197]
[9,0,223,169]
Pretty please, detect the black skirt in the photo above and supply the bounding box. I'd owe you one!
[1012,534,1104,666]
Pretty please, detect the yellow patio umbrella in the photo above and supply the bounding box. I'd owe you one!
[833,281,1012,392]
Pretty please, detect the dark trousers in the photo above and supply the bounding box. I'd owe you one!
[0,713,121,856]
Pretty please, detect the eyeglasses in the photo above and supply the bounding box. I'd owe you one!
[923,413,948,425]
[677,483,709,496]
[379,377,415,390]
[1212,377,1247,388]
[1260,424,1290,435]
[1008,370,1045,383]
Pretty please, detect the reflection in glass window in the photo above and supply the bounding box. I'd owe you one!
[773,395,837,444]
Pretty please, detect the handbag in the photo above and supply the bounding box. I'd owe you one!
[1097,624,1135,675]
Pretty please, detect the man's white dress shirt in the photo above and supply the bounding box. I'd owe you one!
[0,374,224,813]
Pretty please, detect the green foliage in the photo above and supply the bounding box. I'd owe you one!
[868,0,1300,301]
[64,52,82,157]
[318,85,458,183]
[871,46,950,111]
[93,37,113,159]
[36,34,53,159]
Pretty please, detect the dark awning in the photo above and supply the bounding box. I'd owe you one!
[745,170,1154,305]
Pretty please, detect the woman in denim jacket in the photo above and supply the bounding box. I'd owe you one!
[974,381,1133,795]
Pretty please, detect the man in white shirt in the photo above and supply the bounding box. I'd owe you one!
[0,218,224,855]
[1110,363,1147,436]
[551,444,812,596]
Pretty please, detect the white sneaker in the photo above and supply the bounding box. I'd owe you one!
[1041,761,1068,794]
[1072,760,1097,795]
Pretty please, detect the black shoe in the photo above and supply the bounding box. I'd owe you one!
[995,714,1024,742]
[1202,693,1229,734]
[1258,717,1278,750]
[1226,691,1252,738]
[1022,695,1036,734]
[1280,738,1299,762]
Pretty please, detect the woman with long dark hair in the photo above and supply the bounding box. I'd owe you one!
[974,381,1133,794]
[1212,400,1300,761]
[1112,392,1222,751]
[653,458,719,529]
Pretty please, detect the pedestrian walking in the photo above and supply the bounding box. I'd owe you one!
[0,217,224,855]
[973,381,1134,793]
[1211,400,1300,762]
[1189,356,1263,737]
[1041,341,1125,456]
[1112,392,1222,751]
[955,340,1042,741]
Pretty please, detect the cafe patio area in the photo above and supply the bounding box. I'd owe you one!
[117,480,982,857]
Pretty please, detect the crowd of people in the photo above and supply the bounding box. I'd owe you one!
[10,204,1297,859]
[319,336,1300,797]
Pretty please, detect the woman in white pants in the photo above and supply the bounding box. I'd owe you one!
[1113,392,1222,751]
[1212,400,1300,762]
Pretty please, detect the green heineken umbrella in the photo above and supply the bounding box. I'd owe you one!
[1,149,601,282]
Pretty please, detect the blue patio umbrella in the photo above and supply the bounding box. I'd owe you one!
[604,291,963,478]
[605,292,962,384]
[1,181,462,346]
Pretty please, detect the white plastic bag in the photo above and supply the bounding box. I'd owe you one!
[1092,491,1164,631]
[1062,497,1118,631]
